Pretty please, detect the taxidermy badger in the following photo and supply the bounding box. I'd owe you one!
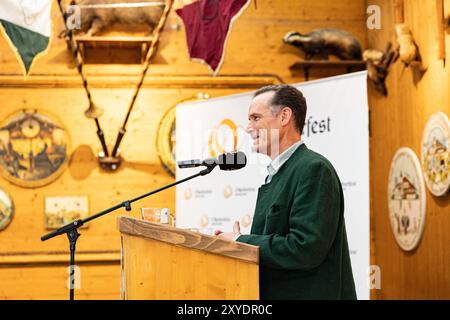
[62,0,164,36]
[284,29,362,60]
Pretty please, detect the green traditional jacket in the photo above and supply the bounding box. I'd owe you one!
[237,144,357,300]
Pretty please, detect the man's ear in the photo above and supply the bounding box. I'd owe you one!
[280,107,293,127]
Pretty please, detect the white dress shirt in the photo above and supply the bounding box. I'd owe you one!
[265,140,304,184]
[234,140,304,240]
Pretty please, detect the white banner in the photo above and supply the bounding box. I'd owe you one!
[176,71,370,299]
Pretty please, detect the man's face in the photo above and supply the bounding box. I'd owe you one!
[246,91,281,157]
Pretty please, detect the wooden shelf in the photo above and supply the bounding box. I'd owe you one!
[73,36,155,64]
[289,60,366,80]
[74,36,154,46]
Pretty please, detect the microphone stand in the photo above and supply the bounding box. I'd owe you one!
[41,164,217,300]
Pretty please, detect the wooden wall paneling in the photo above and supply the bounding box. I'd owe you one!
[368,0,450,299]
[394,0,405,23]
[0,262,120,300]
[436,0,446,60]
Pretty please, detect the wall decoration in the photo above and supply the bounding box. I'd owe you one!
[0,187,14,231]
[156,93,210,177]
[0,109,70,188]
[55,1,174,172]
[283,28,362,60]
[421,112,450,196]
[44,196,89,229]
[61,0,164,36]
[156,103,177,176]
[363,42,399,96]
[0,0,52,76]
[394,24,421,68]
[388,148,426,251]
[175,0,252,74]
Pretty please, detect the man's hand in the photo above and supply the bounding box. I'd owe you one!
[214,221,241,241]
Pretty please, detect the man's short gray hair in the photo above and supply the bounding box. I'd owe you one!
[253,84,307,133]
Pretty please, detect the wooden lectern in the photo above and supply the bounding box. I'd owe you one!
[117,216,259,300]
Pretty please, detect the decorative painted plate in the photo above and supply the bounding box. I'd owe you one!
[421,112,450,196]
[388,148,426,251]
[156,94,209,177]
[0,188,14,231]
[0,109,70,187]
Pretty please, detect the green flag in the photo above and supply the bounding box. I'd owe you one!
[0,0,52,75]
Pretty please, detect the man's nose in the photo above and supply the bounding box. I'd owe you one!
[246,123,253,134]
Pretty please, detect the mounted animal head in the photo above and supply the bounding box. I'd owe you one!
[363,42,399,96]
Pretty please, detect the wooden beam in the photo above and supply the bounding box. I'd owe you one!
[394,0,405,24]
[0,74,283,89]
[436,0,446,60]
[0,251,120,265]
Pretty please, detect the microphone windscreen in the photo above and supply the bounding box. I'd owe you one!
[218,151,247,170]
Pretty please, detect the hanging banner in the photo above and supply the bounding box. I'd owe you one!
[175,0,251,74]
[176,71,370,299]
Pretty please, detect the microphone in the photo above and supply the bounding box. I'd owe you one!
[178,151,247,171]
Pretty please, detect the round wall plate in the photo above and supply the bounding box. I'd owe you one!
[0,109,71,188]
[421,112,450,196]
[0,187,14,231]
[156,105,176,176]
[156,94,210,177]
[388,147,426,251]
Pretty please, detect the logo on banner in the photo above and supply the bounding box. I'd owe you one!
[208,119,246,157]
[240,214,253,228]
[223,185,233,199]
[199,215,209,228]
[183,188,192,200]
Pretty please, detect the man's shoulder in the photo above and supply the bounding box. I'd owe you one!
[290,145,338,176]
[290,147,340,188]
[288,145,339,180]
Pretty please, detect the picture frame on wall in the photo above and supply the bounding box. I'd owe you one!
[44,196,89,230]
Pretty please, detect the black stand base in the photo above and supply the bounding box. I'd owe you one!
[67,229,80,301]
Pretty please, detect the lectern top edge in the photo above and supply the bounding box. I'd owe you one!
[117,216,259,264]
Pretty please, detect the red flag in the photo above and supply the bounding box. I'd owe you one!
[176,0,251,75]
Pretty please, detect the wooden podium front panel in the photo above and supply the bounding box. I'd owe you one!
[121,234,259,300]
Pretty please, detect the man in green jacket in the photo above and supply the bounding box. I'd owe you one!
[216,84,357,300]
